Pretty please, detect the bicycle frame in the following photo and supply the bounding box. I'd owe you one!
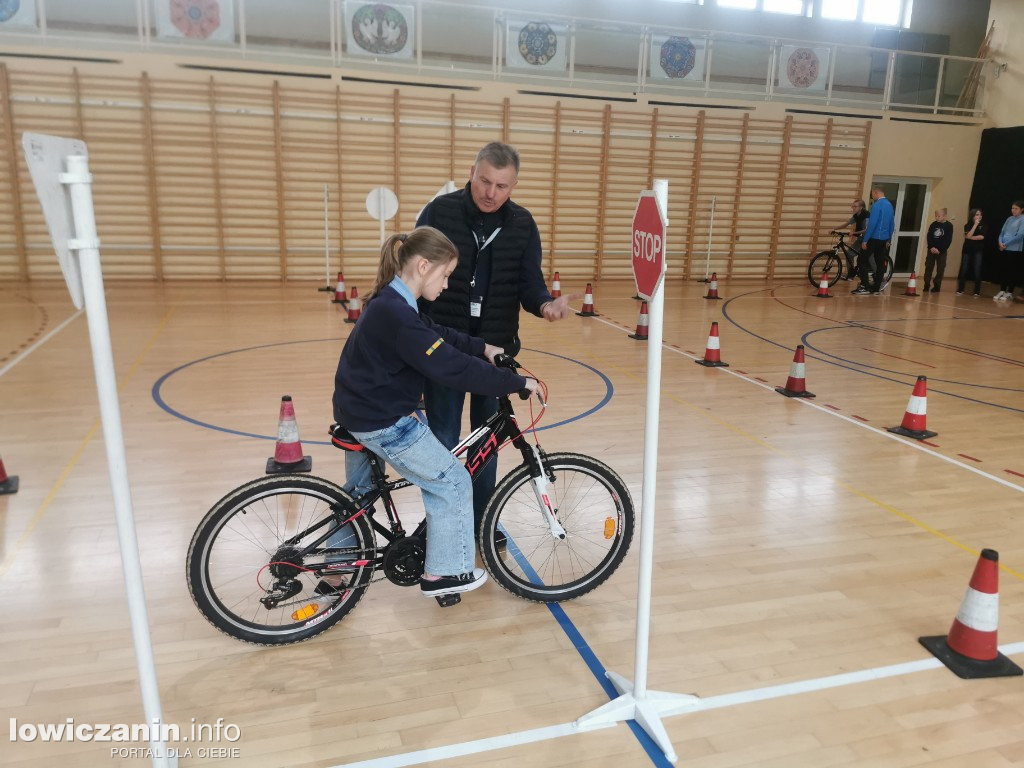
[298,390,561,582]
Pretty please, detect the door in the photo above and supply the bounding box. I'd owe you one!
[870,177,931,277]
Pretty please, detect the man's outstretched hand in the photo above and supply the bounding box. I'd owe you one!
[541,294,581,322]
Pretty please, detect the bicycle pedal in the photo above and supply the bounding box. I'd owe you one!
[435,593,462,608]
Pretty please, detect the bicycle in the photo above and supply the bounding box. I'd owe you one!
[807,231,893,290]
[186,355,636,645]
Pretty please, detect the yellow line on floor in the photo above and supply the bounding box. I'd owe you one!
[534,319,1024,582]
[0,306,177,582]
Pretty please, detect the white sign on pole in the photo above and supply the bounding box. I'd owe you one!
[22,134,87,309]
[365,186,400,244]
[22,133,177,768]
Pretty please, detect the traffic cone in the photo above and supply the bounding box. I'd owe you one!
[629,302,649,340]
[577,283,598,317]
[887,375,936,439]
[694,321,729,367]
[344,286,362,324]
[815,270,833,298]
[904,271,919,297]
[550,271,561,298]
[775,345,815,398]
[704,272,721,300]
[919,549,1023,679]
[266,395,313,474]
[331,271,348,303]
[0,455,18,495]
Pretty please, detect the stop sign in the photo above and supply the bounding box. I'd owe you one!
[632,191,667,300]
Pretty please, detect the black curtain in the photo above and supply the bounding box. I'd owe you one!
[967,126,1024,283]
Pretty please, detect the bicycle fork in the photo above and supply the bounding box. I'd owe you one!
[524,444,566,541]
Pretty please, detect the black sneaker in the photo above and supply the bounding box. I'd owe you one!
[851,287,869,295]
[420,568,488,596]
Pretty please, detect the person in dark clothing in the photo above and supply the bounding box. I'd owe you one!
[923,208,954,293]
[331,227,537,598]
[416,142,574,533]
[956,209,986,296]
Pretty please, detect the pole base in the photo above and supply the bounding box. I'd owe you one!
[695,359,728,367]
[703,296,722,301]
[576,311,598,317]
[266,456,312,474]
[887,425,937,440]
[919,636,1023,679]
[575,671,701,763]
[318,285,334,292]
[814,294,833,299]
[775,387,815,398]
[629,334,649,341]
[0,475,18,495]
[332,298,348,305]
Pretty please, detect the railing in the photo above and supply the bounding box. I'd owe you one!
[0,0,988,118]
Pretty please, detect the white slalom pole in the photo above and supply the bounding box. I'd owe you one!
[575,179,699,763]
[703,195,716,281]
[323,184,331,289]
[63,154,176,768]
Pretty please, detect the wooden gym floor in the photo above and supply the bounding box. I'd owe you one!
[2,276,1023,767]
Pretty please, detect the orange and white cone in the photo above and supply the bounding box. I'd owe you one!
[344,286,362,324]
[775,345,815,398]
[629,301,649,340]
[577,282,598,317]
[331,271,348,303]
[704,272,722,300]
[919,549,1022,679]
[266,395,313,474]
[550,271,562,298]
[904,271,919,297]
[0,455,18,495]
[887,375,936,439]
[816,271,833,298]
[695,321,729,367]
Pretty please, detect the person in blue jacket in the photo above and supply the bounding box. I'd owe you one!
[332,227,537,598]
[853,187,895,295]
[995,201,1024,302]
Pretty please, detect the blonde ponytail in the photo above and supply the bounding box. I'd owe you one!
[367,227,457,299]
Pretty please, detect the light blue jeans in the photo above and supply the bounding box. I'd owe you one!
[341,415,475,577]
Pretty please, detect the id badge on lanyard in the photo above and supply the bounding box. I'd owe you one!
[471,227,501,318]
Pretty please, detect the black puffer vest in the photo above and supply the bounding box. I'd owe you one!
[421,186,534,353]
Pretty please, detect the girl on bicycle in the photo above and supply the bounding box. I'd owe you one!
[332,227,537,598]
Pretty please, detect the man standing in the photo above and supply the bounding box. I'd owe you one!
[416,142,574,533]
[923,208,954,293]
[855,187,895,295]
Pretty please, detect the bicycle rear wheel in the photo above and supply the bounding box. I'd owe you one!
[187,474,375,645]
[808,251,843,287]
[479,452,634,602]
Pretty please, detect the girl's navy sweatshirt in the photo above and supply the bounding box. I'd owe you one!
[333,284,528,432]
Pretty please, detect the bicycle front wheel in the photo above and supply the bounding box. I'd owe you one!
[479,452,634,602]
[808,251,843,287]
[880,256,894,289]
[187,474,375,645]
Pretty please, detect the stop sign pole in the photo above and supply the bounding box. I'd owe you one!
[576,180,700,762]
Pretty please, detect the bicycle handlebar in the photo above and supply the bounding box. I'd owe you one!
[494,353,545,406]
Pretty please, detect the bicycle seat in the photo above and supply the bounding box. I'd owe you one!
[329,424,364,452]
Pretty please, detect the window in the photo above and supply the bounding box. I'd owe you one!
[863,0,901,26]
[717,0,757,9]
[763,0,806,14]
[820,0,858,21]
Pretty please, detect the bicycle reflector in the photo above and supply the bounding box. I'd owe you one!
[604,517,616,539]
[291,604,319,621]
